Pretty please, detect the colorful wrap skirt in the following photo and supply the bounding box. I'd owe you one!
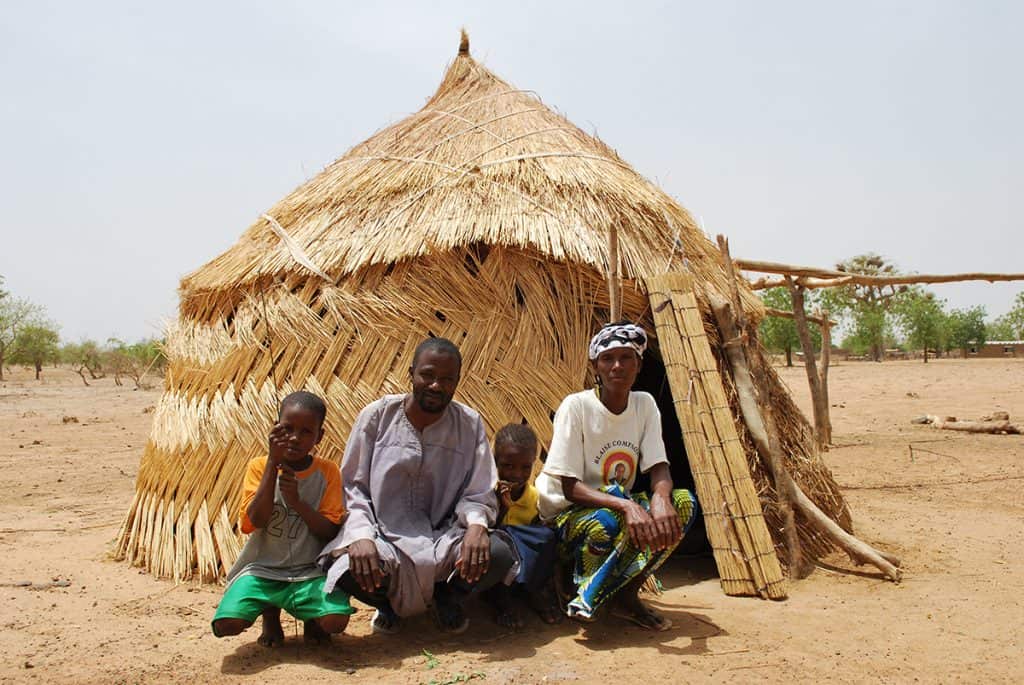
[555,485,698,619]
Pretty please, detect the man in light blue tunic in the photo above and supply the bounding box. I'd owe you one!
[321,338,518,633]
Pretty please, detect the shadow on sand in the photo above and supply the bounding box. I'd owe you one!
[220,553,724,676]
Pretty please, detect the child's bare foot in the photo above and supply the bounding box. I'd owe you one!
[257,609,285,647]
[496,593,524,630]
[303,619,332,646]
[485,584,523,630]
[527,586,563,625]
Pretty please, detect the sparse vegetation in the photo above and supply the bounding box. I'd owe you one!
[894,289,946,363]
[103,337,165,389]
[8,322,61,379]
[0,276,44,381]
[987,291,1024,340]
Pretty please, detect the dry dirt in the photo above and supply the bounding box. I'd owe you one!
[0,359,1021,684]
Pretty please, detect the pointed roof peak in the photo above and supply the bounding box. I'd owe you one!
[459,27,470,56]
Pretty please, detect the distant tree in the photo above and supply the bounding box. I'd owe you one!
[818,254,910,361]
[759,287,821,366]
[104,337,165,389]
[60,340,104,385]
[987,317,1018,341]
[991,290,1024,339]
[894,288,946,363]
[0,289,43,381]
[9,323,60,379]
[946,306,987,357]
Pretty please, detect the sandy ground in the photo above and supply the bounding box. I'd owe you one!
[0,358,1021,684]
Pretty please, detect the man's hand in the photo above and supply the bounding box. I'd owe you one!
[268,423,289,465]
[277,464,300,508]
[456,524,490,584]
[348,538,384,595]
[647,491,682,551]
[621,499,657,551]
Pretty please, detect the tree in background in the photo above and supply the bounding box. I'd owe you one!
[894,288,946,363]
[103,337,165,389]
[946,306,987,357]
[759,287,821,366]
[986,317,1018,341]
[819,254,909,361]
[9,323,60,379]
[60,340,104,385]
[987,292,1024,341]
[0,278,43,381]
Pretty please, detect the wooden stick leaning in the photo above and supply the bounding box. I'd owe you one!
[708,292,902,582]
[715,236,806,578]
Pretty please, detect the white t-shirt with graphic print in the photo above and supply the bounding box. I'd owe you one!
[536,389,668,521]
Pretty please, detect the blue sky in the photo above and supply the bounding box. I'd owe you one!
[1,1,1020,341]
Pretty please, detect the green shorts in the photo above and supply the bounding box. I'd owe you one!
[211,575,353,633]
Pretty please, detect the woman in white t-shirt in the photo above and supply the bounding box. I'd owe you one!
[536,322,698,630]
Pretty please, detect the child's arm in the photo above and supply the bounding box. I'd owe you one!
[245,424,289,529]
[277,466,341,542]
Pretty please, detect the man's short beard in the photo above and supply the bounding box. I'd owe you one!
[416,393,451,414]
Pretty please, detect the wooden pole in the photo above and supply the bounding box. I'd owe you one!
[710,293,901,582]
[818,308,832,429]
[785,277,832,449]
[739,260,1024,291]
[608,224,621,321]
[737,259,1024,285]
[716,235,747,328]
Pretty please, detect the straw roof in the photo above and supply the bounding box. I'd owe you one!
[179,29,760,320]
[116,31,849,591]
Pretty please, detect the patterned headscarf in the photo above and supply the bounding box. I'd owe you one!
[588,322,648,361]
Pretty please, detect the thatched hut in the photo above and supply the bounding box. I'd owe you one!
[116,32,851,599]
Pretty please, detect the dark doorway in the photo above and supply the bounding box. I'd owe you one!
[633,344,711,557]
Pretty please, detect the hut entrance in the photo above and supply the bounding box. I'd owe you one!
[634,345,712,557]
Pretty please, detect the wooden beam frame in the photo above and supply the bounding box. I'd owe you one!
[737,259,1024,291]
[763,307,836,327]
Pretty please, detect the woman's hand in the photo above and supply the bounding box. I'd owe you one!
[647,491,683,551]
[621,499,657,550]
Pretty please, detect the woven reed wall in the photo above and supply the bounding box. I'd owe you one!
[116,247,648,580]
[116,245,850,588]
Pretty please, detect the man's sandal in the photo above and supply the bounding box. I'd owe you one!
[372,605,402,635]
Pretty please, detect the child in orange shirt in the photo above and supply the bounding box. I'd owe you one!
[211,391,352,646]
